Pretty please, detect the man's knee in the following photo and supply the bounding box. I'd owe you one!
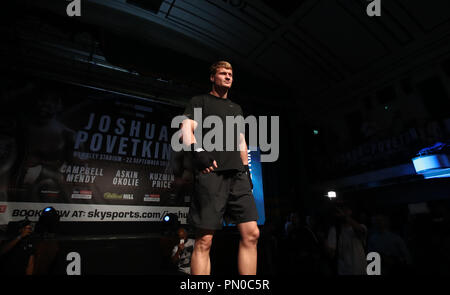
[242,225,260,245]
[195,231,214,252]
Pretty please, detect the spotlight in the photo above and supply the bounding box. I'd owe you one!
[37,206,60,234]
[327,191,337,199]
[163,213,178,223]
[162,213,180,235]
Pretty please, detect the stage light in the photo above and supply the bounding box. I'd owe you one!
[412,142,450,179]
[37,206,60,234]
[162,213,180,235]
[313,129,319,135]
[163,213,179,224]
[327,191,337,199]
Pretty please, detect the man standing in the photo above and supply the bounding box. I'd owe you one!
[181,61,259,275]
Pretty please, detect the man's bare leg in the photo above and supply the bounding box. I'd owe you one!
[237,221,260,275]
[191,229,215,275]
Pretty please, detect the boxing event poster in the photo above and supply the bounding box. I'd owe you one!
[0,82,193,224]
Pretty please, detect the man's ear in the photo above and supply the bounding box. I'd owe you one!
[210,75,215,83]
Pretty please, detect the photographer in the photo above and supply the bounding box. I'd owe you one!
[1,207,60,275]
[171,227,195,275]
[0,220,35,275]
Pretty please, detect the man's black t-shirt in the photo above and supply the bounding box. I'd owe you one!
[183,93,245,172]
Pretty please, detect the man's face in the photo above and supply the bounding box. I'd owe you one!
[210,67,233,89]
[177,229,187,241]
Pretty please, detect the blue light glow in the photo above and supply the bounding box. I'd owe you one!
[412,154,450,179]
[412,154,450,173]
[249,147,266,225]
[223,147,266,226]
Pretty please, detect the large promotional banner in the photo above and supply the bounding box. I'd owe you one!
[0,81,266,226]
[0,82,192,224]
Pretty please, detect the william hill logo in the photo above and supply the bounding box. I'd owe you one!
[103,193,134,200]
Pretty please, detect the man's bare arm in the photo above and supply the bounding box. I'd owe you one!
[181,118,198,146]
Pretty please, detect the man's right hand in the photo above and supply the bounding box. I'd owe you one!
[200,160,218,174]
[19,225,33,239]
[191,144,218,173]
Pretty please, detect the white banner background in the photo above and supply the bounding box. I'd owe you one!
[0,202,188,224]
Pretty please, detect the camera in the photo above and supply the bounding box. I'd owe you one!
[7,218,34,236]
[5,218,36,255]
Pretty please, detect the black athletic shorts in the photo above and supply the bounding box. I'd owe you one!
[187,170,259,230]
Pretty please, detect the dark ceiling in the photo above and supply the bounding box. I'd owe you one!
[8,0,450,115]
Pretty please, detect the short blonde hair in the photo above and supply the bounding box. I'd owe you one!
[210,61,232,76]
